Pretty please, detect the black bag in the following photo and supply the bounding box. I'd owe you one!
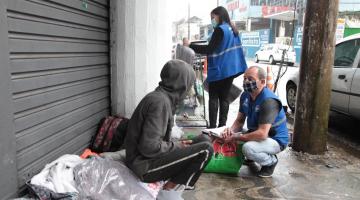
[89,115,129,153]
[227,84,242,103]
[26,181,78,200]
[203,78,243,103]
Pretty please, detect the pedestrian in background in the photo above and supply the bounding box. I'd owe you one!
[176,37,196,65]
[190,6,247,128]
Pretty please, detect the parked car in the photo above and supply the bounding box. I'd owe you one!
[286,33,360,119]
[254,43,296,66]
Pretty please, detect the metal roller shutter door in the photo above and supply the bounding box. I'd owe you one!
[6,0,110,189]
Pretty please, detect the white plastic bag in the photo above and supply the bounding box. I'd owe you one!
[30,154,84,194]
[171,115,184,139]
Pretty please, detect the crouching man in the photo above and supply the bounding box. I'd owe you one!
[124,60,213,199]
[222,66,288,177]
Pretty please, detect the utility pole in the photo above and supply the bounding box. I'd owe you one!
[292,0,339,154]
[188,2,190,40]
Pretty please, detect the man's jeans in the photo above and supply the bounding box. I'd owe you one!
[242,138,281,166]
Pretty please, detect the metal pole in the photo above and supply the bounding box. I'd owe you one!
[188,2,190,40]
[292,0,339,154]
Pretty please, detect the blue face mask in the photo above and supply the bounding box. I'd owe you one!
[243,80,258,93]
[211,18,218,28]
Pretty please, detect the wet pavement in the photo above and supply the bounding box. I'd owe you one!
[181,127,360,200]
[327,111,360,158]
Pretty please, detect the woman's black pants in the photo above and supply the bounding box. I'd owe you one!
[208,76,234,128]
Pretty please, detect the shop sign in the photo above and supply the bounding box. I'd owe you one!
[336,18,346,41]
[262,5,291,17]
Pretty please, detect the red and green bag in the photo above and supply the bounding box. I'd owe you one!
[204,139,244,174]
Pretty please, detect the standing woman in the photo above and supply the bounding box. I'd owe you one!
[190,6,247,128]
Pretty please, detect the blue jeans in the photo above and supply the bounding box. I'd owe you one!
[242,138,281,167]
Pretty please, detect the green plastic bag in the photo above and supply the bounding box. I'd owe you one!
[204,139,244,174]
[195,80,203,97]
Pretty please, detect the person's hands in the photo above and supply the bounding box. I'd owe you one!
[221,127,234,142]
[180,140,193,148]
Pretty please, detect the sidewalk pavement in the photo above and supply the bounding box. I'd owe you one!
[181,127,360,200]
[179,71,360,200]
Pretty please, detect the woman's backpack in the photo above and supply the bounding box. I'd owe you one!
[89,115,129,153]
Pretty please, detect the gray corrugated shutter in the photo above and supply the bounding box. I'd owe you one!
[6,0,110,189]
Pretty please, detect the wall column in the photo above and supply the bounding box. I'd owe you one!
[110,0,172,117]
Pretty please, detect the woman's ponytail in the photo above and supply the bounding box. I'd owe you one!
[230,22,239,36]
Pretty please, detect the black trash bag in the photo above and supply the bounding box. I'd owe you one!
[26,181,78,200]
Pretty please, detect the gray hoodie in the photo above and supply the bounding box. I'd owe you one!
[125,59,196,179]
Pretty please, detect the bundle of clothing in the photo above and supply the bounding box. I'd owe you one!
[28,151,163,200]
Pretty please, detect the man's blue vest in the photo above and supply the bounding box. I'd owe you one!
[240,87,289,147]
[207,23,247,82]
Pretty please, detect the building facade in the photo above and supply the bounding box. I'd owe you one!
[219,0,360,62]
[173,16,202,42]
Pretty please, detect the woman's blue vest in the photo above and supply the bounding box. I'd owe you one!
[240,87,289,147]
[207,23,247,82]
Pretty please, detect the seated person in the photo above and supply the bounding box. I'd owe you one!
[222,66,289,177]
[124,60,213,199]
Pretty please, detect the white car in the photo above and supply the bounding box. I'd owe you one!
[255,44,296,66]
[286,33,360,120]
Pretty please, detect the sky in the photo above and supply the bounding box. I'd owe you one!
[169,0,218,24]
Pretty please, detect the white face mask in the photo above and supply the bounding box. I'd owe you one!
[211,18,218,28]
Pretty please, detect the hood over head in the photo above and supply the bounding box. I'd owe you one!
[157,59,196,113]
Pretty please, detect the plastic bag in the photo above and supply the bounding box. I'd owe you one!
[171,115,184,139]
[203,78,242,103]
[30,154,84,194]
[195,79,203,97]
[74,157,155,200]
[99,150,164,198]
[204,139,244,174]
[227,84,242,103]
[26,182,78,200]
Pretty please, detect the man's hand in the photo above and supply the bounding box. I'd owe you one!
[180,140,193,147]
[221,127,234,142]
[221,128,245,142]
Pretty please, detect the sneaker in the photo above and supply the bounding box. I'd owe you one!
[174,184,185,192]
[258,156,278,178]
[243,158,255,166]
[243,158,261,172]
[185,185,195,190]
